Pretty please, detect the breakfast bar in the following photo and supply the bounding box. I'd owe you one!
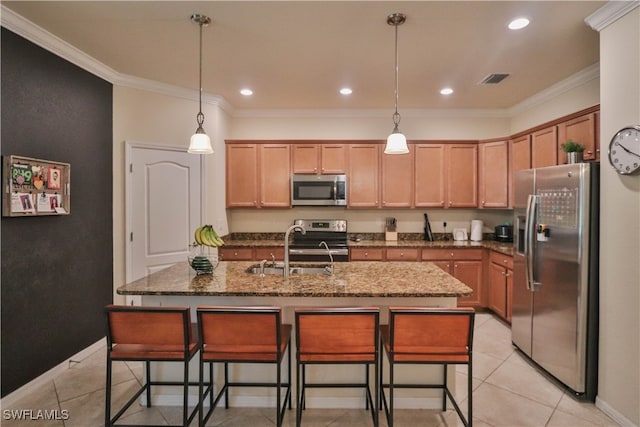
[116,260,473,410]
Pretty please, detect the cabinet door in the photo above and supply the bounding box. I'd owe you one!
[350,247,384,261]
[348,144,380,207]
[226,144,259,207]
[321,144,347,174]
[414,144,446,207]
[453,260,483,307]
[381,146,414,208]
[594,111,600,161]
[531,126,558,168]
[506,268,513,323]
[488,262,508,319]
[447,144,478,208]
[260,144,291,207]
[509,135,531,207]
[558,113,596,162]
[292,144,320,174]
[478,140,508,208]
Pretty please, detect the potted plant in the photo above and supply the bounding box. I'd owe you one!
[561,140,585,163]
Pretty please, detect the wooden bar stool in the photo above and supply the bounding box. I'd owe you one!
[380,307,475,427]
[196,306,291,427]
[294,307,380,427]
[104,304,200,427]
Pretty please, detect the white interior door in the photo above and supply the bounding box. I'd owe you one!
[125,143,202,303]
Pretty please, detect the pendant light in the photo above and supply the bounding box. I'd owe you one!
[385,13,409,155]
[188,14,213,154]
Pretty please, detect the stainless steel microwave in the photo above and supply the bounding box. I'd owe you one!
[291,174,347,206]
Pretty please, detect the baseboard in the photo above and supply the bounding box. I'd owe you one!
[0,337,106,408]
[596,396,638,427]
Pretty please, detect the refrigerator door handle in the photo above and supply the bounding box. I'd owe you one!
[525,194,539,290]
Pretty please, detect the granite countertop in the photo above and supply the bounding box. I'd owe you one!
[116,261,473,298]
[222,237,515,256]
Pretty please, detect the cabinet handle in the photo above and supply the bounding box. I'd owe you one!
[449,201,452,206]
[503,259,508,263]
[596,148,600,153]
[441,201,445,206]
[450,252,454,257]
[482,200,485,205]
[364,252,369,257]
[454,264,458,269]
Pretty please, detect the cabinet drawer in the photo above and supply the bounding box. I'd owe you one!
[386,248,420,261]
[254,247,284,261]
[350,248,384,261]
[219,247,254,261]
[421,248,483,261]
[490,251,513,269]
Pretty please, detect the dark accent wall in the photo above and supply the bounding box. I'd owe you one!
[1,28,113,397]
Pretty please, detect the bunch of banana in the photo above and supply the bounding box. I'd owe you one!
[194,225,225,247]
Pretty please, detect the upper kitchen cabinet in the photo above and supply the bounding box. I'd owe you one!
[381,145,414,208]
[414,144,446,207]
[557,112,597,163]
[447,144,478,208]
[348,143,380,207]
[478,140,508,208]
[531,126,558,168]
[291,143,347,174]
[414,143,477,208]
[226,142,291,208]
[509,135,531,207]
[226,143,259,207]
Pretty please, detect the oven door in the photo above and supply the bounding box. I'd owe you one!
[291,175,346,206]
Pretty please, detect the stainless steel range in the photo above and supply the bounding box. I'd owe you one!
[288,219,349,262]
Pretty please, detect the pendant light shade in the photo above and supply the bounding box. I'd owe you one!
[384,13,409,155]
[188,14,213,155]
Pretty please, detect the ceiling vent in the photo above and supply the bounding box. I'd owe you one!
[480,73,510,84]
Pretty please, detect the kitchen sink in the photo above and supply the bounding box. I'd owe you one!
[245,264,332,276]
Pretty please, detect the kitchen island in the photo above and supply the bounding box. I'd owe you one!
[116,260,473,410]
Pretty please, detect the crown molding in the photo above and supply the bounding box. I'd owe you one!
[585,1,640,32]
[232,108,510,119]
[0,5,232,114]
[508,63,600,117]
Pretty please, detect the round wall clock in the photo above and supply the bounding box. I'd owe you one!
[608,125,640,175]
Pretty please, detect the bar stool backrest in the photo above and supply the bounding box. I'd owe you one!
[388,307,474,360]
[296,307,379,357]
[105,305,192,349]
[197,306,284,356]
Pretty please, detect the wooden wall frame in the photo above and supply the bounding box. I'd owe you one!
[3,155,71,217]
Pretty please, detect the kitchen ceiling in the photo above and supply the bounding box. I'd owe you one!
[2,1,603,111]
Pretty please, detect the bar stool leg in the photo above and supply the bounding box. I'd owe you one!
[224,362,230,409]
[105,357,112,427]
[146,361,152,407]
[388,361,394,427]
[442,365,447,411]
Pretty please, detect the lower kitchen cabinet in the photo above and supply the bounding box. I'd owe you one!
[421,249,483,307]
[254,247,284,261]
[218,247,255,261]
[385,248,420,261]
[350,247,385,261]
[488,251,513,322]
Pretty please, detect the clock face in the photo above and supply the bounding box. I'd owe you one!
[608,126,640,175]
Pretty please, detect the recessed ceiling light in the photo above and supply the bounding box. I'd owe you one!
[440,87,454,95]
[339,87,353,95]
[508,17,530,30]
[240,88,253,96]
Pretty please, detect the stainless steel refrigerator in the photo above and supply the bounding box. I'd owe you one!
[512,162,599,401]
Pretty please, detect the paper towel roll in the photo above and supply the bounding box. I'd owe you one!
[470,220,483,241]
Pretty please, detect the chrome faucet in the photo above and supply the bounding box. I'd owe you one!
[319,240,334,275]
[284,224,305,279]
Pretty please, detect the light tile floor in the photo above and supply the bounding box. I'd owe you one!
[1,313,619,426]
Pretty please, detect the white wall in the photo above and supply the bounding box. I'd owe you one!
[112,86,229,302]
[596,7,640,426]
